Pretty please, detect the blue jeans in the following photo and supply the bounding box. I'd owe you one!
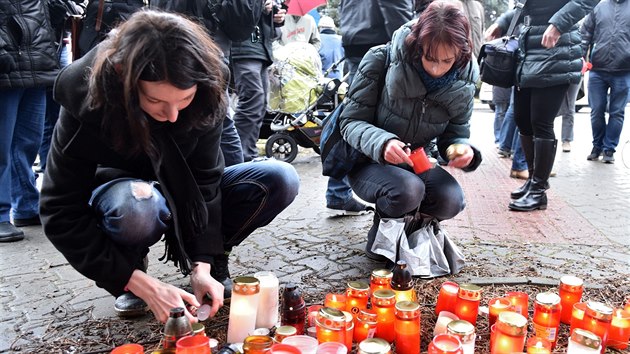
[89,159,299,250]
[326,176,353,207]
[40,44,71,171]
[588,70,630,153]
[558,81,580,142]
[348,164,464,221]
[494,102,509,144]
[0,88,46,222]
[498,89,516,152]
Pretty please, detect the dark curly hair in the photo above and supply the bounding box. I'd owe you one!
[404,1,472,71]
[88,9,228,157]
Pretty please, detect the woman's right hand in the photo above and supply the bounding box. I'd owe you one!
[383,139,414,166]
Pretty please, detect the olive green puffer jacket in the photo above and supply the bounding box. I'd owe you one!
[339,21,481,171]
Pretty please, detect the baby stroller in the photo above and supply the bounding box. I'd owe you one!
[262,43,347,163]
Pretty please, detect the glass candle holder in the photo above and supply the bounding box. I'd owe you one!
[488,298,512,327]
[372,289,396,343]
[227,277,261,344]
[608,309,630,350]
[191,323,205,337]
[315,341,347,354]
[316,307,346,345]
[428,334,463,354]
[434,311,459,336]
[254,271,280,329]
[505,291,529,319]
[111,343,144,354]
[325,293,347,311]
[391,261,415,303]
[354,309,378,344]
[532,292,562,349]
[346,281,370,316]
[370,269,393,294]
[446,320,475,354]
[491,311,528,354]
[341,311,354,352]
[394,301,421,354]
[570,302,588,334]
[454,283,481,326]
[243,335,274,354]
[164,307,193,349]
[583,301,613,353]
[435,281,459,316]
[275,326,298,343]
[357,338,392,354]
[281,283,306,335]
[559,275,584,325]
[282,335,319,354]
[526,336,551,354]
[176,335,211,354]
[567,328,602,354]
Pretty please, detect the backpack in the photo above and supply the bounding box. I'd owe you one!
[320,44,391,179]
[205,0,263,42]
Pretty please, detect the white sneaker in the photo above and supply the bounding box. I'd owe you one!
[562,141,571,152]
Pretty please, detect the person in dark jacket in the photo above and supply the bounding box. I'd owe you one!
[486,0,598,212]
[339,1,481,260]
[231,0,286,161]
[581,0,630,164]
[40,10,299,323]
[0,0,59,242]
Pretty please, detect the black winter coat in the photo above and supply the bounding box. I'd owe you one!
[230,12,277,66]
[0,0,59,88]
[496,0,598,88]
[40,48,227,297]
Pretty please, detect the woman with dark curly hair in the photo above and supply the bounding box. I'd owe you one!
[339,1,482,260]
[40,10,299,323]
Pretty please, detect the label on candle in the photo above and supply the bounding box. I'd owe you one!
[533,323,557,343]
[367,328,376,338]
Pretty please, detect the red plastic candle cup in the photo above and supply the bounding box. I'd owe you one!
[582,301,613,353]
[505,291,529,319]
[454,284,481,326]
[559,275,584,325]
[607,308,630,350]
[526,336,552,354]
[428,333,463,354]
[111,344,144,354]
[409,147,434,174]
[324,293,347,311]
[270,343,302,354]
[570,302,588,334]
[491,312,528,354]
[488,297,512,327]
[176,335,211,354]
[435,281,459,316]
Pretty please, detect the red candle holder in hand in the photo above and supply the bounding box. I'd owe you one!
[409,148,434,174]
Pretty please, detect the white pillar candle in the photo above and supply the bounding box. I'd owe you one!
[255,271,279,328]
[227,276,260,344]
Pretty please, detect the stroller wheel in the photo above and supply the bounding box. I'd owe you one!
[265,133,299,163]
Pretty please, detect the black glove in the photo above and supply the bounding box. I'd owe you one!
[0,51,16,74]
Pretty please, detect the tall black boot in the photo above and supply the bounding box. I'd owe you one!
[509,138,557,211]
[510,134,534,199]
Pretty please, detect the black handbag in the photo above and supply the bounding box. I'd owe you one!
[478,0,526,88]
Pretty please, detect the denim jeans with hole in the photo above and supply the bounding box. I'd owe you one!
[0,88,46,222]
[89,158,299,250]
[588,70,630,153]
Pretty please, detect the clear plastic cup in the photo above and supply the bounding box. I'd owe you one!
[316,342,347,354]
[282,335,318,354]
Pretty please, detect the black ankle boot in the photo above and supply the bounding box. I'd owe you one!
[510,138,556,211]
[510,134,534,199]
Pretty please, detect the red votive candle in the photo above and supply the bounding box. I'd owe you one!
[488,297,512,327]
[111,344,144,354]
[435,281,459,316]
[491,312,528,354]
[409,147,434,174]
[308,305,323,328]
[370,269,393,294]
[559,275,584,325]
[532,292,562,350]
[570,302,588,334]
[354,309,378,344]
[428,334,463,354]
[505,291,529,319]
[608,309,630,350]
[454,283,482,326]
[325,293,347,311]
[583,301,613,353]
[176,335,211,354]
[372,289,396,343]
[526,336,551,354]
[394,301,421,354]
[345,281,370,316]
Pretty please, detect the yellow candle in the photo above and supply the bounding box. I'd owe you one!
[526,336,551,354]
[324,293,346,311]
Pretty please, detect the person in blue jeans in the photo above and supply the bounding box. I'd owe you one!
[39,11,299,324]
[0,0,60,242]
[497,89,529,179]
[581,0,630,164]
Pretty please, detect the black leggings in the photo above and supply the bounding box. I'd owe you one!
[513,85,569,139]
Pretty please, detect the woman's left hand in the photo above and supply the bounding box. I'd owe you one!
[448,145,474,169]
[542,24,561,49]
[190,262,224,319]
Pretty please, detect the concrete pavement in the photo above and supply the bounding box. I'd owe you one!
[1,103,629,353]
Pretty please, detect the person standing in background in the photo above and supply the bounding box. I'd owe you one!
[0,0,60,241]
[278,13,321,49]
[581,0,630,164]
[318,16,344,79]
[558,81,581,152]
[493,86,512,146]
[459,0,485,58]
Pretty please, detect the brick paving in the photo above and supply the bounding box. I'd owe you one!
[1,103,629,352]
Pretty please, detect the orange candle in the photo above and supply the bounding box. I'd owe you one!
[370,269,393,293]
[582,301,613,353]
[346,281,370,316]
[532,292,562,349]
[435,281,459,316]
[488,298,512,327]
[175,335,211,354]
[608,309,630,350]
[526,336,551,354]
[570,302,588,334]
[111,344,144,354]
[315,307,346,345]
[372,289,396,343]
[394,301,421,354]
[505,291,529,318]
[409,147,434,174]
[428,334,463,354]
[491,312,528,354]
[324,293,347,311]
[559,275,584,325]
[454,284,481,326]
[354,309,378,343]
